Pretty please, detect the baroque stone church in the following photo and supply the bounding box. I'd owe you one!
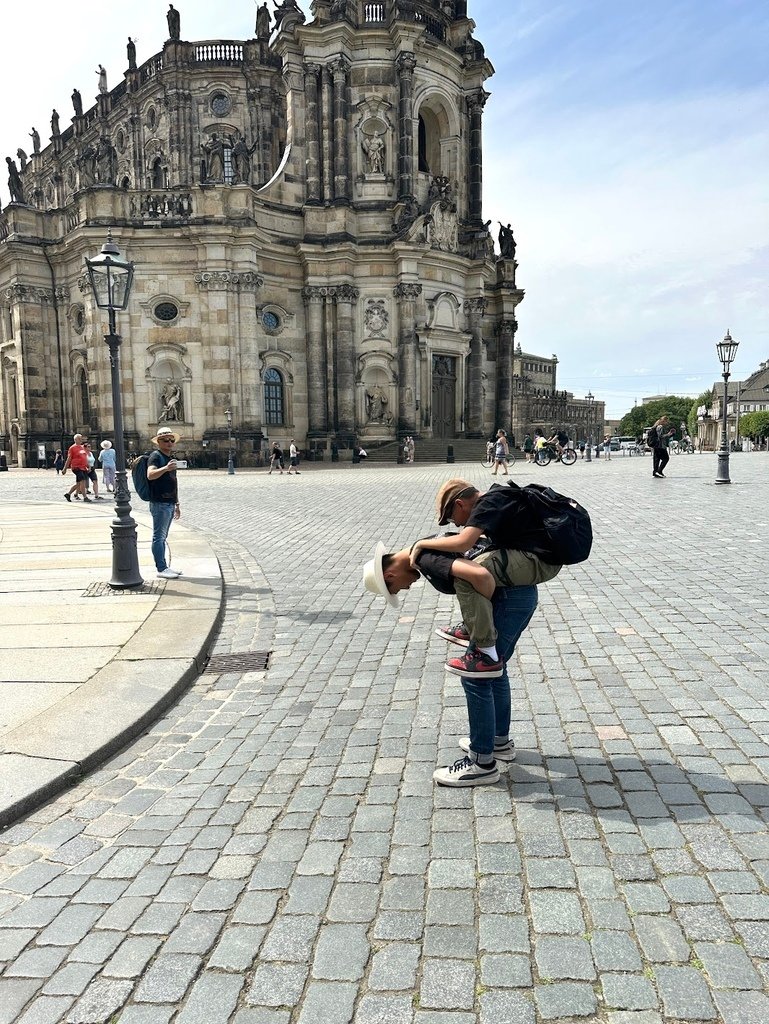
[0,0,566,466]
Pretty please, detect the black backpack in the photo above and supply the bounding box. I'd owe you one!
[131,452,153,501]
[511,481,592,565]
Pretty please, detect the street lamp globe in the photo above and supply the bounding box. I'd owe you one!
[716,329,739,371]
[85,232,134,313]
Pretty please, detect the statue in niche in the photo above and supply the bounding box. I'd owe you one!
[50,109,60,137]
[498,222,516,259]
[167,4,181,41]
[127,37,137,70]
[29,127,41,155]
[201,133,225,182]
[6,158,25,204]
[16,149,28,171]
[159,381,184,422]
[230,131,257,184]
[71,89,83,117]
[96,65,108,95]
[96,136,116,184]
[78,143,98,186]
[362,132,385,174]
[255,2,271,39]
[366,385,389,424]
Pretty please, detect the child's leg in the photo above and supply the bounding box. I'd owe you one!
[476,549,562,588]
[451,559,495,599]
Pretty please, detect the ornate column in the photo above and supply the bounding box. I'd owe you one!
[304,63,321,203]
[396,54,417,200]
[303,286,328,435]
[335,284,359,433]
[394,283,422,433]
[321,66,333,203]
[494,318,517,431]
[467,89,488,224]
[331,58,351,203]
[464,297,487,436]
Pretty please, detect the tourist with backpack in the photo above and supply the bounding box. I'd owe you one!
[649,415,675,478]
[135,426,182,579]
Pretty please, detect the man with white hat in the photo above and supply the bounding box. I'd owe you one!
[147,426,182,579]
[98,439,116,492]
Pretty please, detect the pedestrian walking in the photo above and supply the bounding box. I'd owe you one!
[650,416,675,478]
[147,426,182,579]
[602,434,612,460]
[53,449,64,474]
[491,429,509,475]
[83,443,103,498]
[578,439,586,459]
[62,433,90,502]
[287,439,301,475]
[99,440,116,492]
[522,433,534,463]
[485,439,495,465]
[268,442,284,474]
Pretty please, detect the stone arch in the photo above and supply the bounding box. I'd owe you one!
[259,350,295,429]
[69,350,91,430]
[414,88,461,187]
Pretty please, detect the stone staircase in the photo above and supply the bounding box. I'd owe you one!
[362,439,525,464]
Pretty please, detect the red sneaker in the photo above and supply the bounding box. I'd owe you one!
[446,649,503,679]
[435,623,470,648]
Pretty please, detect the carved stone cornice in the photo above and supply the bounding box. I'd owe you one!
[396,54,417,78]
[464,297,487,317]
[302,285,329,303]
[302,284,360,303]
[394,283,422,302]
[194,271,264,292]
[335,283,359,303]
[4,284,56,304]
[77,273,91,296]
[495,318,518,336]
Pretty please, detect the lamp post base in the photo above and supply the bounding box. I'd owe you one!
[715,449,731,485]
[109,518,145,589]
[585,436,592,463]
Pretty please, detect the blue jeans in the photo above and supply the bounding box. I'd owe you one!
[150,501,175,571]
[461,585,538,760]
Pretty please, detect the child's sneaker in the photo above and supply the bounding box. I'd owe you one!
[435,623,470,648]
[445,649,503,679]
[459,737,516,762]
[433,755,499,787]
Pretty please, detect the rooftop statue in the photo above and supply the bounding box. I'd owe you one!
[255,2,271,40]
[29,128,41,155]
[72,88,83,117]
[127,37,137,70]
[6,157,25,204]
[167,4,181,41]
[96,65,108,95]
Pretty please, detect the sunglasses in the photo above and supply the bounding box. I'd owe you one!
[444,486,475,521]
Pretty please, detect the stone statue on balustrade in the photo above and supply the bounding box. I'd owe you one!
[159,381,184,423]
[6,158,25,204]
[231,131,257,184]
[167,4,181,41]
[29,128,41,155]
[71,89,83,117]
[255,2,271,39]
[50,110,60,137]
[96,65,108,95]
[127,37,137,70]
[16,149,28,172]
[498,222,516,260]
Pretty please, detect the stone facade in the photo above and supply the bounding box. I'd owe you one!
[0,0,574,466]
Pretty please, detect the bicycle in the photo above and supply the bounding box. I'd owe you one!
[534,443,577,467]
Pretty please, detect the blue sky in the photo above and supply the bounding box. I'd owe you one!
[1,0,766,417]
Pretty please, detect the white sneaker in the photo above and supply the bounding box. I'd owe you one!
[459,737,516,762]
[433,756,500,788]
[157,568,180,579]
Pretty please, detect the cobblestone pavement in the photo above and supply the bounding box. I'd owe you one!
[1,454,769,1024]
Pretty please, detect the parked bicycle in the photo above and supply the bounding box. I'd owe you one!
[534,443,577,467]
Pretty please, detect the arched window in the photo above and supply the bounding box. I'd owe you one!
[76,367,90,425]
[418,115,429,173]
[264,368,285,426]
[223,144,235,185]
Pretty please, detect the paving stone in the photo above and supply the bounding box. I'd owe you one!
[712,991,769,1024]
[103,936,162,978]
[133,953,201,1002]
[0,979,44,1024]
[354,993,414,1024]
[478,990,535,1024]
[208,925,266,971]
[66,978,133,1023]
[295,981,357,1024]
[17,996,76,1024]
[591,931,642,972]
[175,973,244,1024]
[655,966,717,1020]
[311,923,368,981]
[4,946,68,978]
[601,974,658,1011]
[529,891,585,934]
[634,917,690,963]
[696,941,762,990]
[480,953,532,988]
[535,981,597,1020]
[247,964,309,1007]
[535,936,596,980]
[420,959,475,1011]
[41,963,100,997]
[479,915,530,953]
[368,942,420,990]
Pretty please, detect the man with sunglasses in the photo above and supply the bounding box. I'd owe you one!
[147,426,182,579]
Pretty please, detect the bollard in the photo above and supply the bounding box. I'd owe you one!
[0,454,8,472]
[447,444,455,464]
[352,451,360,465]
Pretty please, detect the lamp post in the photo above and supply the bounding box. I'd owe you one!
[715,329,739,485]
[585,391,594,463]
[85,232,143,588]
[226,408,235,475]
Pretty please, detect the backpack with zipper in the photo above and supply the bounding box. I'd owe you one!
[510,481,592,565]
[131,452,153,501]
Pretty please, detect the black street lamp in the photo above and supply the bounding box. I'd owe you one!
[715,329,739,485]
[85,232,143,589]
[226,408,235,475]
[585,391,594,463]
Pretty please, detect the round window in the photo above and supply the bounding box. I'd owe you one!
[154,302,179,322]
[262,310,280,332]
[211,93,231,117]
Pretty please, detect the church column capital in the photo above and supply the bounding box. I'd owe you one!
[396,53,417,78]
[394,283,422,302]
[464,297,487,317]
[495,317,518,336]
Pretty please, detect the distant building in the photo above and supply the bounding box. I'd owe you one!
[698,358,769,450]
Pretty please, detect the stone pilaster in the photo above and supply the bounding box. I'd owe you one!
[464,297,487,436]
[331,58,351,203]
[4,285,58,434]
[304,64,322,203]
[302,286,328,435]
[396,54,417,200]
[467,89,488,224]
[394,282,422,433]
[494,317,517,431]
[321,66,333,203]
[334,284,359,432]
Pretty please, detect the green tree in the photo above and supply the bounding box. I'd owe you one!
[739,411,769,440]
[687,389,713,439]
[619,397,696,439]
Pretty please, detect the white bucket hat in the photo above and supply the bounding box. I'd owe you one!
[100,439,112,449]
[362,541,400,608]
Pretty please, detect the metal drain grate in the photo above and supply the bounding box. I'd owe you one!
[83,580,166,597]
[205,651,271,673]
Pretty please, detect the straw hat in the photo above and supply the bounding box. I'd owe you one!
[151,426,181,444]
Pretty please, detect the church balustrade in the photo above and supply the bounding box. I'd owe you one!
[139,54,164,84]
[194,42,244,66]
[361,2,387,23]
[131,191,194,220]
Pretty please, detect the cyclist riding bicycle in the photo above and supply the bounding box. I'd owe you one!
[547,428,569,457]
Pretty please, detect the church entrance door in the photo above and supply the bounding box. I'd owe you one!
[432,355,456,438]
